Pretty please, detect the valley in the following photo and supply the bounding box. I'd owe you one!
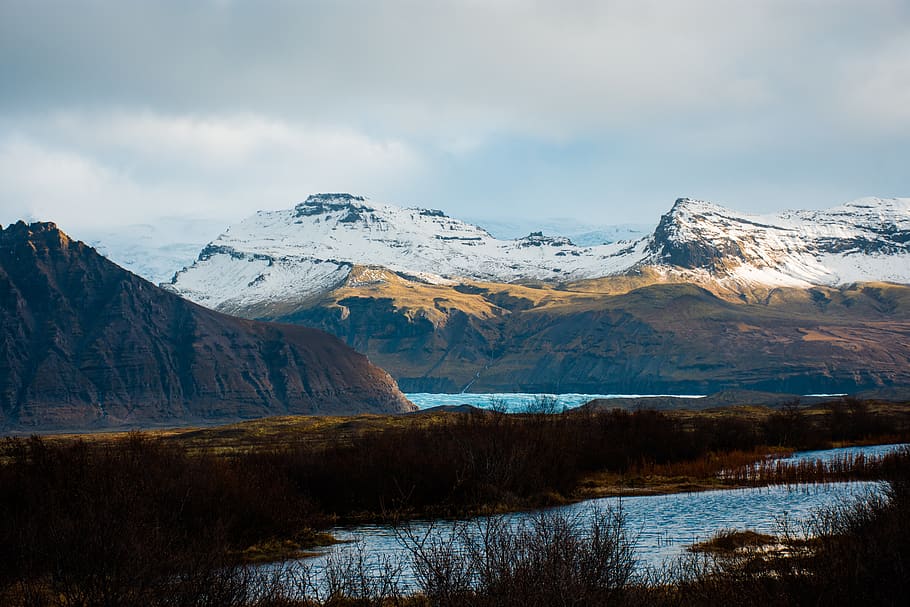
[4,193,910,604]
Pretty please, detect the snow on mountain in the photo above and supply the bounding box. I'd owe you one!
[166,194,645,312]
[76,217,225,284]
[645,197,910,288]
[166,193,910,313]
[465,216,651,246]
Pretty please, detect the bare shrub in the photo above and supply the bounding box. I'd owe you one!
[398,507,635,607]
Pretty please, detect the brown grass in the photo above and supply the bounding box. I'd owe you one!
[689,530,778,555]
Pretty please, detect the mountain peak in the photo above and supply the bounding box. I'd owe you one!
[303,192,367,205]
[1,220,77,258]
[672,196,696,208]
[648,199,743,270]
[294,193,372,219]
[2,220,61,236]
[668,197,729,216]
[167,193,910,313]
[0,222,414,429]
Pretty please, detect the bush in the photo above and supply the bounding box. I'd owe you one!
[398,507,635,607]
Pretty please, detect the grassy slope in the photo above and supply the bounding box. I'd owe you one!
[271,271,910,393]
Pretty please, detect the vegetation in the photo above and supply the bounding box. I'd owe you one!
[635,448,910,607]
[0,400,908,605]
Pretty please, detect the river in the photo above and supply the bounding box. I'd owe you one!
[291,442,905,589]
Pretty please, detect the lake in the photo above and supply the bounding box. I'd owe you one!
[405,392,706,412]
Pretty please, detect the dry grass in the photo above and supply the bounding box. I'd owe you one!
[688,530,779,555]
[24,412,454,456]
[12,401,910,518]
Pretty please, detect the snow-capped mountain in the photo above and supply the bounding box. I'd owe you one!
[165,193,648,312]
[644,196,910,288]
[166,193,910,313]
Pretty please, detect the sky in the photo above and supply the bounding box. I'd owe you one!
[1,0,909,240]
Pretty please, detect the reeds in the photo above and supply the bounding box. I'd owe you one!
[721,450,906,487]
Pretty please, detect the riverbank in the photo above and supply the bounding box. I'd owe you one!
[2,400,909,605]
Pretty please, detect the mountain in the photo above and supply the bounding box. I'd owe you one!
[643,197,910,288]
[78,216,224,284]
[0,221,414,430]
[163,194,910,395]
[167,194,910,315]
[275,276,910,394]
[462,216,651,247]
[164,193,654,316]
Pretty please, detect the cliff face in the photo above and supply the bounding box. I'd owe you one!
[0,222,413,430]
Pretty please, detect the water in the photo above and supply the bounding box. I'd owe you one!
[292,442,906,589]
[405,392,705,413]
[774,442,908,466]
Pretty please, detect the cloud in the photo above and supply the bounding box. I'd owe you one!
[0,113,421,231]
[0,1,908,228]
[0,137,161,229]
[3,1,908,139]
[836,34,910,135]
[46,112,420,175]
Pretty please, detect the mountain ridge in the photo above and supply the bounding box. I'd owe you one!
[166,194,910,316]
[0,221,414,430]
[155,193,910,396]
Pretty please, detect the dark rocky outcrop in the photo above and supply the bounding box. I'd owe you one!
[647,198,748,270]
[0,222,414,430]
[294,193,370,217]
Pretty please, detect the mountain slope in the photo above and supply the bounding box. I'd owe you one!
[0,221,413,430]
[160,194,910,395]
[164,193,648,315]
[643,197,910,288]
[277,273,910,394]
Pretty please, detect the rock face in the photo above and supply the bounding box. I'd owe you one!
[0,222,414,430]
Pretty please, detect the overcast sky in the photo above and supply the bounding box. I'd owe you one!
[1,0,909,237]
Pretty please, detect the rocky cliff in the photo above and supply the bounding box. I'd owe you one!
[0,221,414,430]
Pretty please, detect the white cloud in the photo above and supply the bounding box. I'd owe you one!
[0,136,209,230]
[48,112,419,172]
[0,113,422,231]
[1,1,907,228]
[4,1,907,141]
